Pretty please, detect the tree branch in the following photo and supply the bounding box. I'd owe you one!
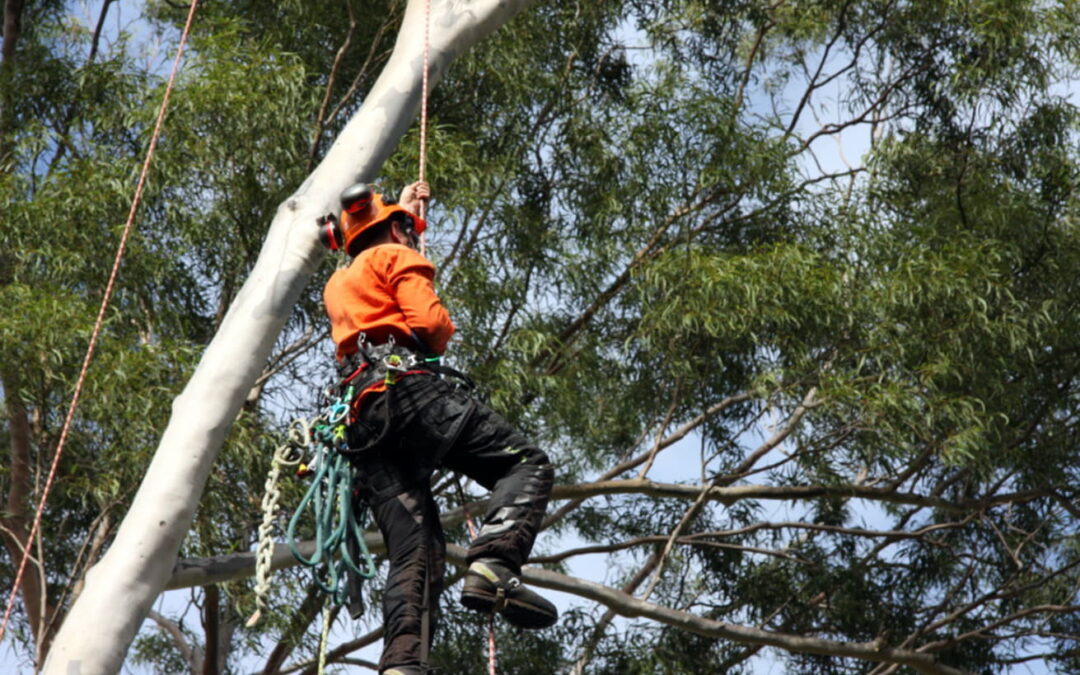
[569,556,658,675]
[324,0,402,127]
[530,534,810,566]
[202,585,220,675]
[1,0,25,65]
[147,609,202,675]
[1,385,56,657]
[917,604,1080,654]
[511,549,970,675]
[260,626,383,675]
[541,391,754,529]
[549,479,1050,514]
[306,0,357,172]
[259,583,324,675]
[86,0,116,65]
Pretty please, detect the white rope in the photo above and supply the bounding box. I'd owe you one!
[318,600,332,675]
[245,422,307,627]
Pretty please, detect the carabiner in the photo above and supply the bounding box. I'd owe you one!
[328,401,349,424]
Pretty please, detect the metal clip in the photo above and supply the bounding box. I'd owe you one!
[328,401,349,424]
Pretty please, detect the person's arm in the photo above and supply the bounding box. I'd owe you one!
[398,180,430,216]
[386,248,455,353]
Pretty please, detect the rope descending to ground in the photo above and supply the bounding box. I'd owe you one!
[457,479,498,675]
[0,0,202,644]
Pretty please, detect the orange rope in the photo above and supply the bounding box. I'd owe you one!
[418,0,431,257]
[0,0,201,644]
[486,613,498,675]
[462,502,498,675]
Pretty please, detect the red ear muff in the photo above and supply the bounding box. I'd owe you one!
[399,213,427,235]
[317,214,344,250]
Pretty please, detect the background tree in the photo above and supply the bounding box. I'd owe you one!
[2,0,1078,673]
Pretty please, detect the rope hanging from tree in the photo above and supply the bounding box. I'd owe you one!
[456,479,499,675]
[0,0,202,644]
[418,0,432,257]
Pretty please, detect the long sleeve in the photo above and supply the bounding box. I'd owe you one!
[386,250,455,354]
[323,244,455,359]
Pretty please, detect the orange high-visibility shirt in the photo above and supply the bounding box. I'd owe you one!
[323,243,455,360]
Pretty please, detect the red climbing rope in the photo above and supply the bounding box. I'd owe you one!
[418,9,495,669]
[462,500,498,675]
[0,0,201,644]
[418,0,431,257]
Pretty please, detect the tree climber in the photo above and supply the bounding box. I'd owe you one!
[321,181,558,675]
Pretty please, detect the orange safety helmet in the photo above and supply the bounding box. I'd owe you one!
[339,183,427,256]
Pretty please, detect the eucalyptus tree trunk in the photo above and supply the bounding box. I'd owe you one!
[42,1,538,672]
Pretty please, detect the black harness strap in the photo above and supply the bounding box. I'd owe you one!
[332,342,474,459]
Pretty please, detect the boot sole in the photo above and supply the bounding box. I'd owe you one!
[460,588,557,629]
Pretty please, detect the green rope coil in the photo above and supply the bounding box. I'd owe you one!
[286,420,377,604]
[246,404,378,626]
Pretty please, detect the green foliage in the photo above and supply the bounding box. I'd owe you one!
[3,0,1080,673]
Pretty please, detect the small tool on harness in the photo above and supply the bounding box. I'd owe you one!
[384,351,417,385]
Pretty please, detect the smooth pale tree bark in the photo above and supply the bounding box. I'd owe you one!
[42,1,538,672]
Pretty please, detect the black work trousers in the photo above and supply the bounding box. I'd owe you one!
[347,373,554,672]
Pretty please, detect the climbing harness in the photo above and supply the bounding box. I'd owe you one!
[247,342,481,675]
[336,336,474,454]
[248,333,474,628]
[0,0,202,643]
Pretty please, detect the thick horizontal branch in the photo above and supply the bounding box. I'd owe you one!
[168,535,385,591]
[168,479,1047,589]
[550,479,1049,513]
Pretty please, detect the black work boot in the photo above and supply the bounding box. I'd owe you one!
[460,558,558,629]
